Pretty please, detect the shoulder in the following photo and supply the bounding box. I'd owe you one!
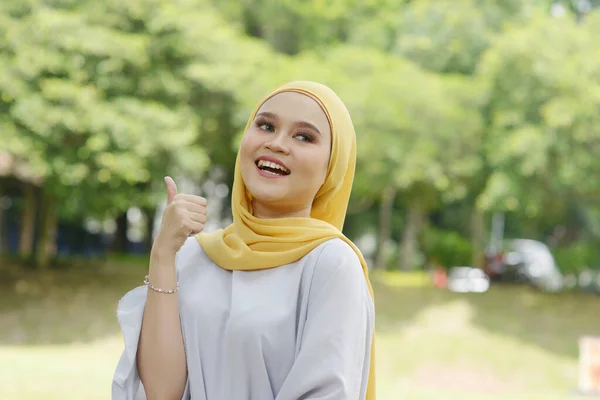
[307,238,366,296]
[313,238,362,271]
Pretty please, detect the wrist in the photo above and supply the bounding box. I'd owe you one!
[150,246,176,265]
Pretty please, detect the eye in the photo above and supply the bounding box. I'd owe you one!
[295,133,314,142]
[258,122,275,132]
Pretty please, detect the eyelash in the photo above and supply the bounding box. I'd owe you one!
[254,118,314,143]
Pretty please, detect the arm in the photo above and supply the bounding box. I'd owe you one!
[136,251,187,400]
[275,241,375,400]
[112,177,206,400]
[111,241,197,400]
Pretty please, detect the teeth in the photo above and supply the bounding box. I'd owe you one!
[257,159,289,173]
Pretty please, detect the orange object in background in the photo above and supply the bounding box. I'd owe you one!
[579,336,600,394]
[433,267,448,288]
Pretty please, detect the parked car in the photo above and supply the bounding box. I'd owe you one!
[447,266,490,293]
[484,239,564,292]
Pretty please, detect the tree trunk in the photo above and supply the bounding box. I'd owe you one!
[470,208,486,268]
[110,212,129,253]
[35,190,58,269]
[374,187,397,269]
[142,207,156,253]
[19,183,36,262]
[0,182,5,254]
[398,201,426,270]
[0,210,6,255]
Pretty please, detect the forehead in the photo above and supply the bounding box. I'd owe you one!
[257,92,331,133]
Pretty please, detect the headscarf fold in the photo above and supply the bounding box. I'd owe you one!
[196,81,375,399]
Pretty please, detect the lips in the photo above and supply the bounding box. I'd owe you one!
[255,156,291,176]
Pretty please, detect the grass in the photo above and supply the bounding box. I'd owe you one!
[1,260,600,399]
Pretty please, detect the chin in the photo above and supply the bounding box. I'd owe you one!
[243,172,287,201]
[247,186,288,203]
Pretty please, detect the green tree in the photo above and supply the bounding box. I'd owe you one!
[0,0,212,265]
[477,10,600,231]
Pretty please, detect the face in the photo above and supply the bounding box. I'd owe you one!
[239,91,332,219]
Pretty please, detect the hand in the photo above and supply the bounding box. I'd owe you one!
[152,176,208,257]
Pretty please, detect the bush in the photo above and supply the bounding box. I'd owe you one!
[552,242,600,274]
[421,226,473,268]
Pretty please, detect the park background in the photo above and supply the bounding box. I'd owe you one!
[2,0,600,399]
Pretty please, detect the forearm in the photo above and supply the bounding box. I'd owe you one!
[137,250,187,400]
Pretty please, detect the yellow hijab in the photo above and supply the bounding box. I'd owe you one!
[196,81,375,399]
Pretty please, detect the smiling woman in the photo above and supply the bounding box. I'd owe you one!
[241,92,332,219]
[112,81,376,400]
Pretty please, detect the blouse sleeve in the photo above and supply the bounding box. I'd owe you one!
[275,240,375,400]
[111,242,194,400]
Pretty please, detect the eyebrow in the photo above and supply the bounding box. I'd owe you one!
[256,111,322,136]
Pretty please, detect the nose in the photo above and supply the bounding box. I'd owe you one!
[264,132,290,154]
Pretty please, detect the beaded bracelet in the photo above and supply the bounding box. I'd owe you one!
[144,275,179,294]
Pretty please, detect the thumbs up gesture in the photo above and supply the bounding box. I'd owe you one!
[153,176,208,256]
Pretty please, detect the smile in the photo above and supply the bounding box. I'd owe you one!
[255,158,291,177]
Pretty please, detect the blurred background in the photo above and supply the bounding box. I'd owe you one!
[1,0,600,399]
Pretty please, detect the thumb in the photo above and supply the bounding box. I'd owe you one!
[164,176,177,205]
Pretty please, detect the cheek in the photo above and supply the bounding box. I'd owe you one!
[240,131,258,160]
[305,149,330,185]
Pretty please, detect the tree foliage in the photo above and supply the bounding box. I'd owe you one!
[1,0,599,270]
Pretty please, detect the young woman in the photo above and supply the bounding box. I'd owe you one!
[112,81,376,400]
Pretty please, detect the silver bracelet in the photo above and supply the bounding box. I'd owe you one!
[144,275,179,294]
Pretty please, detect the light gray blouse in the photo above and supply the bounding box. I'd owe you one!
[112,237,375,400]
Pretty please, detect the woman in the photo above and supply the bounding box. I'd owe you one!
[112,81,376,400]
